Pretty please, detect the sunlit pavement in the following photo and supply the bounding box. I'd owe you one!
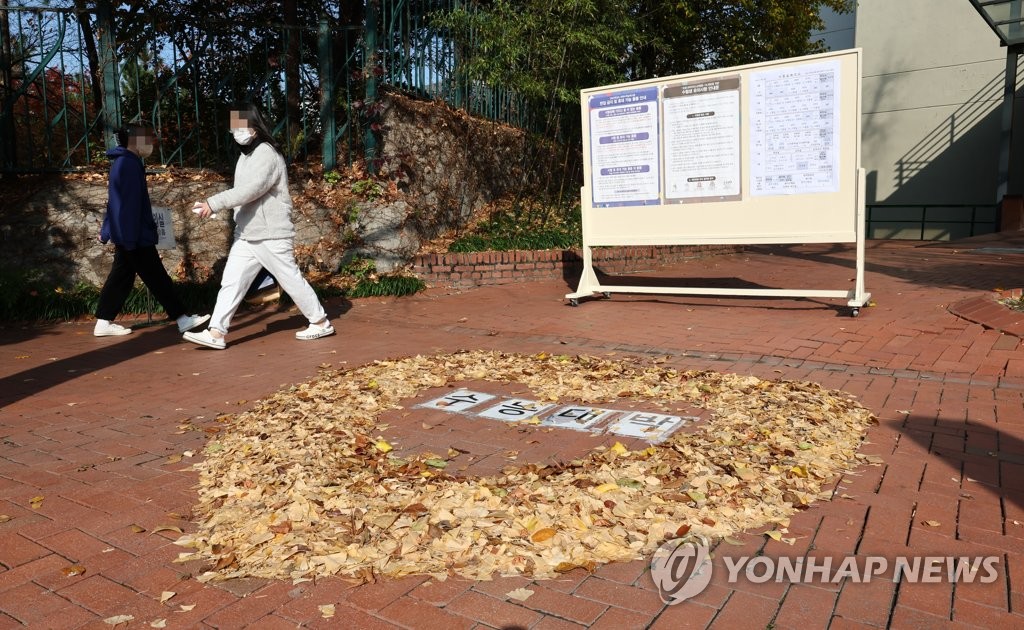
[2,235,1024,628]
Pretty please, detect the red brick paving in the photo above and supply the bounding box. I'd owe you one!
[3,237,1024,627]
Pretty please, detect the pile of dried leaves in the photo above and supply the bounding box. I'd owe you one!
[176,351,876,583]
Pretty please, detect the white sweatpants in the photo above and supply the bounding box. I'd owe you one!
[209,238,327,335]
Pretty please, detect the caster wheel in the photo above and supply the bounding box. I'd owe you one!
[602,291,611,298]
[850,308,860,317]
[569,298,579,307]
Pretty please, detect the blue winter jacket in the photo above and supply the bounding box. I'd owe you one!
[100,146,157,250]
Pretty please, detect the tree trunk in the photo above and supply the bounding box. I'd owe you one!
[283,0,300,153]
[73,0,103,115]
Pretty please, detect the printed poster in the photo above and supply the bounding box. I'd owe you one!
[663,77,742,203]
[588,86,661,207]
[749,60,841,196]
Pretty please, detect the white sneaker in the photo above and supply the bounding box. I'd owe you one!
[183,329,226,350]
[94,320,132,337]
[295,321,335,340]
[177,313,211,333]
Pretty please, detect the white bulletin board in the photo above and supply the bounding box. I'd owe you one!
[568,49,870,314]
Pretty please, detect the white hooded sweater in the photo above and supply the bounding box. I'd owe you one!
[206,142,296,241]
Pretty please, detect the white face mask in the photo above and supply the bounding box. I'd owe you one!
[232,128,256,145]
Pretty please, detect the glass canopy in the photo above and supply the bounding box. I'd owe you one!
[971,0,1024,46]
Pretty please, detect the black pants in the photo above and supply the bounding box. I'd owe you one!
[95,245,186,321]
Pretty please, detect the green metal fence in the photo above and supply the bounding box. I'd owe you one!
[0,1,527,175]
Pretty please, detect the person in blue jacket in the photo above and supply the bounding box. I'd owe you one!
[93,123,209,337]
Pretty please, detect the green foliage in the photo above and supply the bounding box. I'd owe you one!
[324,169,343,185]
[0,260,425,323]
[449,202,582,252]
[337,257,425,298]
[340,257,378,281]
[0,268,217,323]
[437,0,854,107]
[436,0,633,109]
[1001,296,1024,313]
[351,179,384,200]
[348,275,426,298]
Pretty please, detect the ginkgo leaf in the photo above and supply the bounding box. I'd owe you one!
[530,528,557,542]
[151,526,183,535]
[507,588,534,601]
[318,604,335,618]
[176,350,875,584]
[103,615,134,625]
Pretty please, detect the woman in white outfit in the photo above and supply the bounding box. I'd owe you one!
[184,103,333,350]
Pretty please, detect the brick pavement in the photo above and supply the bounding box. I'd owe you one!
[2,237,1024,629]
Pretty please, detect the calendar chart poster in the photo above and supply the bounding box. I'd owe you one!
[663,77,742,203]
[588,86,661,207]
[750,60,841,196]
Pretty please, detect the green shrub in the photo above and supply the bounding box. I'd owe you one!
[349,275,426,298]
[339,257,425,298]
[352,179,384,200]
[448,201,581,252]
[1001,296,1024,313]
[0,268,216,324]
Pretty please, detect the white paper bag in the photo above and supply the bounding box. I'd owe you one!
[152,206,176,250]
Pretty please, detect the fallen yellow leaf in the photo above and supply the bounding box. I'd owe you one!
[506,588,534,601]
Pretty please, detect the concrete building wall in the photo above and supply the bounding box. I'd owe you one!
[813,6,856,52]
[819,0,1017,238]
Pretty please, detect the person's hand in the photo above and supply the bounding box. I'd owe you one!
[192,200,216,219]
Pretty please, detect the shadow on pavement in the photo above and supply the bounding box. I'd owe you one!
[0,308,283,409]
[898,414,1024,515]
[0,321,65,347]
[761,242,1024,292]
[564,268,855,315]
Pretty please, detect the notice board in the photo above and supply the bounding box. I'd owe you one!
[568,49,870,313]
